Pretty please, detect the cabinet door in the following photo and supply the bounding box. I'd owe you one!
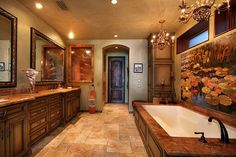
[66,100,72,121]
[72,99,77,116]
[0,121,5,157]
[6,114,27,157]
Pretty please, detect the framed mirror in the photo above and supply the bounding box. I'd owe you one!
[68,45,94,83]
[30,28,65,84]
[0,8,17,87]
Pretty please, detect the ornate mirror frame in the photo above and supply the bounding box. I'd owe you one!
[0,8,17,88]
[30,27,66,85]
[68,44,94,83]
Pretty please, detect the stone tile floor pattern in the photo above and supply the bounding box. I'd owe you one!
[32,104,147,157]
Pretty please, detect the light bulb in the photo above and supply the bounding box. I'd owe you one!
[111,0,117,4]
[35,2,43,9]
[68,32,74,39]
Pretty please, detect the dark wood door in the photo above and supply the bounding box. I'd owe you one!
[6,114,27,157]
[108,57,125,103]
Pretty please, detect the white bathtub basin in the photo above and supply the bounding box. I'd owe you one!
[142,105,236,139]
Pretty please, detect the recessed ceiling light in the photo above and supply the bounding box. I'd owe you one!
[71,51,75,54]
[114,34,118,38]
[68,32,74,39]
[115,46,118,49]
[111,0,118,4]
[35,2,43,9]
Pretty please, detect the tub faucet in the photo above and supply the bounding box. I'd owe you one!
[208,116,229,144]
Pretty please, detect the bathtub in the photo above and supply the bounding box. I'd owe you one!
[142,105,236,139]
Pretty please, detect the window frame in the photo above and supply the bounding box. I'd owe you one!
[177,21,209,54]
[214,1,236,37]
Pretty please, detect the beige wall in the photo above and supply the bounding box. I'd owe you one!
[67,39,148,112]
[0,0,65,87]
[174,10,236,100]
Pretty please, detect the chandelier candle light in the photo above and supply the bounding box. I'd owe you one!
[179,0,230,23]
[150,20,175,50]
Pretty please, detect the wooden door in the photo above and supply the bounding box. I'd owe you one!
[0,121,5,157]
[108,57,125,103]
[6,114,27,157]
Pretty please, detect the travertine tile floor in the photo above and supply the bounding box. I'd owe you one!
[32,104,147,157]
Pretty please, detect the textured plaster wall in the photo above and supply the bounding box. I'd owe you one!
[67,39,148,112]
[0,0,65,88]
[174,10,236,100]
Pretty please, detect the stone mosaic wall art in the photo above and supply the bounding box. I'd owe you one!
[181,31,236,116]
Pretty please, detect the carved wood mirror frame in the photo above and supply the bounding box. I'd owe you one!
[30,27,66,85]
[68,44,94,83]
[0,8,17,88]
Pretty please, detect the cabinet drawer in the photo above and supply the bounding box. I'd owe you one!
[30,114,48,133]
[49,110,61,120]
[0,103,27,120]
[49,94,61,101]
[30,125,48,145]
[49,119,61,131]
[29,98,48,109]
[29,105,48,120]
[49,101,61,111]
[66,92,78,99]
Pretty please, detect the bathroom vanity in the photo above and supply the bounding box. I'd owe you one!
[133,103,236,157]
[0,88,80,157]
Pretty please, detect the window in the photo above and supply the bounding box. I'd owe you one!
[177,21,209,54]
[189,30,208,48]
[215,1,236,36]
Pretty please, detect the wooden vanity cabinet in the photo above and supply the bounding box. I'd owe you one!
[29,97,49,145]
[48,94,62,132]
[63,90,80,123]
[0,102,29,157]
[29,94,62,145]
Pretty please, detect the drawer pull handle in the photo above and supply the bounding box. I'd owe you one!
[0,111,7,118]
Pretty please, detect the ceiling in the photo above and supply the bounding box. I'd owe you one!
[18,0,189,40]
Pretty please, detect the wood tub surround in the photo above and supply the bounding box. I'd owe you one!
[0,88,80,157]
[133,103,236,157]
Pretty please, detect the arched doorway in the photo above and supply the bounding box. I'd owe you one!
[102,44,129,104]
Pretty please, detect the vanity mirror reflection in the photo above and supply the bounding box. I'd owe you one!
[0,8,17,87]
[30,28,65,84]
[68,45,94,83]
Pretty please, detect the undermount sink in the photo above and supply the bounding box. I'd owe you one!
[0,99,8,103]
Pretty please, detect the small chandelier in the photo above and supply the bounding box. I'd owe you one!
[179,0,230,23]
[150,20,175,50]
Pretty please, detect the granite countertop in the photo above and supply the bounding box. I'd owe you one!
[0,88,80,108]
[134,104,236,156]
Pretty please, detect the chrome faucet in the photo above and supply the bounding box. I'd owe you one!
[208,116,229,144]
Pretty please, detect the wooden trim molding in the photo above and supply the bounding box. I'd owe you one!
[0,8,17,88]
[68,44,94,83]
[30,27,66,85]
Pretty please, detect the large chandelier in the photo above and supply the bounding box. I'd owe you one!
[179,0,230,23]
[150,20,175,50]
